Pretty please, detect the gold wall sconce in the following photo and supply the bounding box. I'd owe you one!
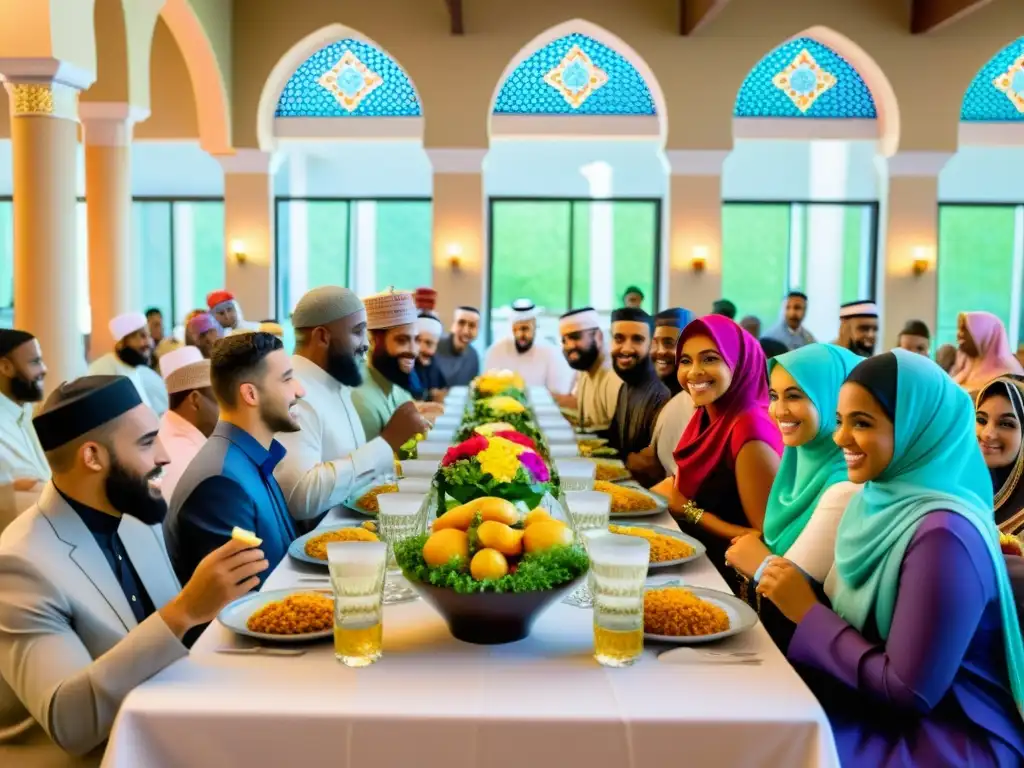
[912,245,933,276]
[447,243,463,270]
[691,245,708,272]
[231,239,248,265]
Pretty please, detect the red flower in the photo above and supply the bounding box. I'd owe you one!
[494,430,536,451]
[441,435,489,466]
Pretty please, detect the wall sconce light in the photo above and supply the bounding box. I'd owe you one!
[446,243,463,270]
[911,245,933,276]
[230,239,247,265]
[691,245,708,272]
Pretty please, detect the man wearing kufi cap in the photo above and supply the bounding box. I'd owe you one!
[206,289,259,334]
[651,308,693,396]
[434,305,482,387]
[555,308,621,433]
[483,299,573,394]
[274,286,425,525]
[87,312,168,415]
[835,299,879,357]
[0,329,50,505]
[186,311,223,359]
[415,311,449,402]
[0,376,268,761]
[157,347,218,502]
[762,291,815,352]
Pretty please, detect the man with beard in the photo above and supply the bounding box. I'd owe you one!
[187,311,223,359]
[88,312,168,415]
[206,289,259,333]
[607,308,671,460]
[762,291,815,351]
[651,308,693,395]
[415,312,449,402]
[165,332,304,586]
[555,307,621,434]
[0,330,50,492]
[434,305,481,387]
[157,347,219,502]
[0,376,268,761]
[275,287,426,525]
[835,300,879,357]
[484,299,573,393]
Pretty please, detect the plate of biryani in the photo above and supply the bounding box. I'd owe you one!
[288,522,380,566]
[609,522,705,567]
[589,458,632,483]
[593,480,666,518]
[643,580,758,644]
[344,481,400,517]
[218,589,335,643]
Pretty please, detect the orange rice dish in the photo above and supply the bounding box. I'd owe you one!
[355,483,399,513]
[246,593,333,635]
[594,463,630,482]
[594,481,658,513]
[304,526,379,560]
[609,524,694,562]
[644,587,730,637]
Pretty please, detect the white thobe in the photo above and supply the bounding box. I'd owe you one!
[573,360,622,433]
[273,355,396,522]
[483,338,574,394]
[651,391,696,477]
[0,393,49,483]
[87,353,168,415]
[157,410,207,503]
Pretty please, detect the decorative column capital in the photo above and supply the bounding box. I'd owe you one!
[665,149,730,176]
[79,102,150,146]
[886,151,953,178]
[216,149,279,175]
[426,148,486,174]
[0,57,95,121]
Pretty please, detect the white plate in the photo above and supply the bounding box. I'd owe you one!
[288,522,375,567]
[218,588,334,643]
[609,522,705,567]
[643,581,759,644]
[599,481,666,518]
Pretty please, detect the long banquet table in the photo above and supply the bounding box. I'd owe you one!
[102,393,839,768]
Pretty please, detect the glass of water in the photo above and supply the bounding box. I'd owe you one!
[327,541,387,667]
[376,492,426,604]
[556,459,597,491]
[564,490,611,534]
[588,532,650,668]
[399,459,439,478]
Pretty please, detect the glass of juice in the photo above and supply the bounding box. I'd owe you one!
[376,492,427,604]
[327,541,387,667]
[587,531,650,668]
[555,459,597,491]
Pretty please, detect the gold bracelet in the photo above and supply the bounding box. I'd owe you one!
[680,500,705,526]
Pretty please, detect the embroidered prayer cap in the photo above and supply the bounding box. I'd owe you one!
[364,287,418,330]
[206,289,235,311]
[417,312,444,339]
[33,375,143,451]
[109,312,147,342]
[559,307,601,336]
[611,306,654,331]
[510,299,536,323]
[292,285,365,330]
[0,328,35,357]
[414,287,437,311]
[840,300,878,319]
[187,312,219,338]
[160,346,211,394]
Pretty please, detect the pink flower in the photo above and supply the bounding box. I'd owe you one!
[518,450,549,483]
[494,430,537,451]
[441,435,489,467]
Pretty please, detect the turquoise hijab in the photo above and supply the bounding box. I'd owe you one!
[832,349,1024,719]
[763,344,863,556]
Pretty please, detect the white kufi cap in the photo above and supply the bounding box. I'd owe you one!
[159,346,212,394]
[109,312,147,342]
[364,288,418,330]
[417,314,444,339]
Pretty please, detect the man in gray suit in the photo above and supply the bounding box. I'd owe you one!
[0,376,269,764]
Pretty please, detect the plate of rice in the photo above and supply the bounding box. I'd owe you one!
[287,522,380,566]
[589,459,632,483]
[608,523,705,567]
[593,480,666,518]
[643,580,758,644]
[344,481,399,517]
[218,589,334,643]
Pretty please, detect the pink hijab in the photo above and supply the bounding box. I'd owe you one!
[951,311,1023,394]
[673,315,783,499]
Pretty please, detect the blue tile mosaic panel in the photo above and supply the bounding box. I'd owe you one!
[961,38,1024,122]
[734,37,876,119]
[492,32,656,116]
[275,38,422,118]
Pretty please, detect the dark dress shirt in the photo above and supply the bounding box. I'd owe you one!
[433,335,480,387]
[414,359,448,400]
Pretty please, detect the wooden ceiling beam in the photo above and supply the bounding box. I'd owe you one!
[445,0,464,35]
[911,0,995,34]
[679,0,731,36]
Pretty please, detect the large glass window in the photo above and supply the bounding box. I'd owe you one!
[721,201,877,341]
[488,198,660,345]
[0,200,12,329]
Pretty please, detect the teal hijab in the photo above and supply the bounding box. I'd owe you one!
[763,344,863,556]
[832,349,1024,720]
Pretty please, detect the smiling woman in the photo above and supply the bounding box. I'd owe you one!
[976,375,1024,535]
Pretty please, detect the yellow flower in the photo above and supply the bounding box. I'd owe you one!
[477,439,522,483]
[484,396,526,414]
[474,370,526,395]
[474,422,516,437]
[488,435,526,456]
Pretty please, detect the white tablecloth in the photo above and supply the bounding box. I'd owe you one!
[103,505,838,768]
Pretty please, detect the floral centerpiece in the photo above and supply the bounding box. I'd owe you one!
[435,433,554,514]
[471,370,527,401]
[454,417,545,449]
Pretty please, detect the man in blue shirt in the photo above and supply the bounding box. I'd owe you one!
[165,332,305,586]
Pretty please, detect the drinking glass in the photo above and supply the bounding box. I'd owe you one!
[588,532,650,668]
[416,441,449,461]
[564,490,611,534]
[545,428,577,445]
[548,444,579,460]
[428,427,455,444]
[400,459,439,479]
[327,541,387,667]
[377,492,427,604]
[397,477,432,494]
[555,459,597,491]
[533,404,561,418]
[433,416,461,430]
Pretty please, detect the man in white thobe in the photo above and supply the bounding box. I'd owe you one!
[484,299,573,394]
[156,346,218,502]
[554,307,621,433]
[87,312,168,415]
[274,286,426,526]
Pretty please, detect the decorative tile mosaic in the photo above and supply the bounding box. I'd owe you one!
[734,36,876,119]
[493,32,655,116]
[962,38,1024,121]
[275,38,421,118]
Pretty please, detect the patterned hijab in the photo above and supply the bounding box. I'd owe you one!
[977,375,1024,535]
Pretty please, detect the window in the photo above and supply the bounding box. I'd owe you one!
[936,204,1021,349]
[721,201,877,340]
[0,200,12,329]
[487,198,660,345]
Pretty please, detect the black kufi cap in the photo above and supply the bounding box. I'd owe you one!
[33,376,142,451]
[0,329,35,357]
[611,307,653,330]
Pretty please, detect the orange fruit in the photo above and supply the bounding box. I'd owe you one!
[476,520,524,557]
[470,548,509,580]
[523,508,553,527]
[475,497,520,526]
[523,520,573,554]
[433,504,477,532]
[422,529,470,567]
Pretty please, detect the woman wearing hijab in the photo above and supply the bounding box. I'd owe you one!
[951,311,1023,397]
[977,375,1024,536]
[660,315,782,592]
[758,350,1024,767]
[725,344,863,584]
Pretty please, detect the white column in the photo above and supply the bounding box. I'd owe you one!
[287,153,308,312]
[354,201,377,296]
[76,202,90,336]
[579,161,613,311]
[172,202,195,322]
[804,141,850,342]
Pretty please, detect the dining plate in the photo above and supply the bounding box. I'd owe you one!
[608,522,705,567]
[344,480,399,517]
[643,580,759,645]
[598,482,668,519]
[288,522,377,567]
[589,458,632,484]
[217,588,334,643]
